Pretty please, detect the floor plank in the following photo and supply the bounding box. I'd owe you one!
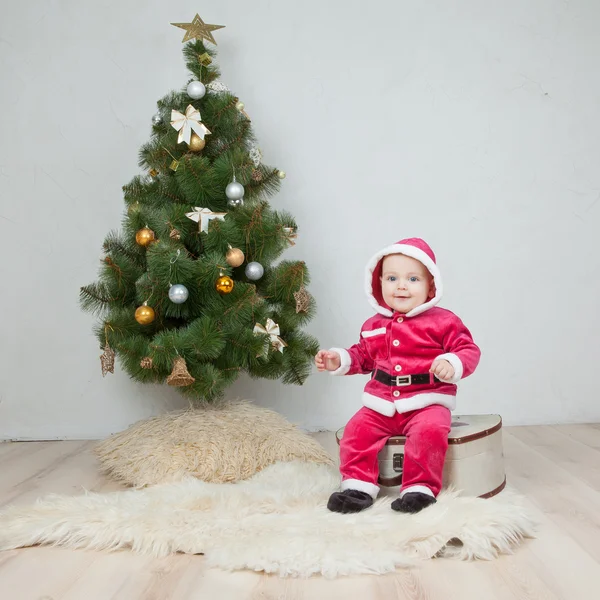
[0,441,124,506]
[551,423,600,451]
[502,428,600,565]
[509,425,600,491]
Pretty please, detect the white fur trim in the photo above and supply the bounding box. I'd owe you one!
[328,348,351,376]
[364,243,443,318]
[393,392,456,414]
[361,327,386,338]
[434,353,463,383]
[362,392,397,417]
[340,478,380,499]
[399,485,435,499]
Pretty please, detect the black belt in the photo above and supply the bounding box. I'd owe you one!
[373,369,439,387]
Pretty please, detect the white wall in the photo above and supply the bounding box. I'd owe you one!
[1,0,599,439]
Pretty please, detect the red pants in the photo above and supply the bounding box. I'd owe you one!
[339,404,451,498]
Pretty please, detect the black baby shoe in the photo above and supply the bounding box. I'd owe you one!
[327,489,374,513]
[391,492,437,513]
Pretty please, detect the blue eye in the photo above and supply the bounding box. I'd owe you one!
[387,276,397,282]
[409,276,419,282]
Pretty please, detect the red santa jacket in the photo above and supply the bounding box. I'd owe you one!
[330,238,481,417]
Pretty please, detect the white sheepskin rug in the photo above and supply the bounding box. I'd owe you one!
[0,461,536,578]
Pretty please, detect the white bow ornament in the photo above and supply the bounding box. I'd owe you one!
[185,207,226,233]
[171,104,211,145]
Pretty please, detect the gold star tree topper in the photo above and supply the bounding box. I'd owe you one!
[171,14,225,45]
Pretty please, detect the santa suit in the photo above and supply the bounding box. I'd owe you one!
[330,238,481,500]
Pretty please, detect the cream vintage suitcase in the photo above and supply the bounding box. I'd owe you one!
[335,414,506,498]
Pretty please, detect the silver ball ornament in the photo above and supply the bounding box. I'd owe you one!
[236,101,245,111]
[225,180,245,200]
[277,170,286,179]
[168,284,189,304]
[245,261,264,281]
[187,81,206,100]
[227,197,244,209]
[151,113,163,126]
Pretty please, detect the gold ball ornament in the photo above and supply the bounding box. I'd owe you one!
[216,275,234,294]
[235,101,245,111]
[135,304,156,325]
[277,170,286,179]
[226,247,245,268]
[135,227,156,247]
[188,132,206,152]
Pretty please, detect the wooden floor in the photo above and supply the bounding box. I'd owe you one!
[1,425,600,599]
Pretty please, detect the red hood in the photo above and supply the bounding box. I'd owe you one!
[365,237,443,318]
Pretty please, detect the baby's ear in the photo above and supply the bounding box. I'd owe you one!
[428,283,436,299]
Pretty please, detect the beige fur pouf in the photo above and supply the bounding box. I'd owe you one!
[95,400,333,487]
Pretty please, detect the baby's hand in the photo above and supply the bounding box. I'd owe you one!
[430,359,455,381]
[315,350,341,372]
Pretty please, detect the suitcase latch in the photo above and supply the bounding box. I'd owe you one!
[393,453,404,473]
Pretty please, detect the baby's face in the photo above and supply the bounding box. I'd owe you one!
[380,254,433,314]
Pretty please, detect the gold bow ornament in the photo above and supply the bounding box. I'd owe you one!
[253,318,287,354]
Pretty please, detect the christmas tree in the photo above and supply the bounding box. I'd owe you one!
[80,15,318,403]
